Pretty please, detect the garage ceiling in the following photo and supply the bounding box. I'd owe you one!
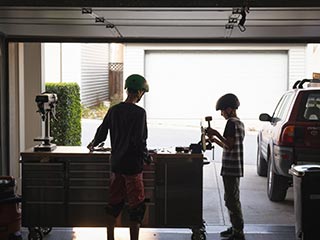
[1,1,320,42]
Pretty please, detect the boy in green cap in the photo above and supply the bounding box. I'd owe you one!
[88,74,151,240]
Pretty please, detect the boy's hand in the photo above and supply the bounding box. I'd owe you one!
[205,127,219,138]
[87,141,94,152]
[144,155,153,165]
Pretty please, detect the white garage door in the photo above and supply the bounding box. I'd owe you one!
[145,50,288,122]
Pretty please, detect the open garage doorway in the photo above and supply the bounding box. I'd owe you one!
[142,50,293,225]
[2,4,320,239]
[8,42,309,228]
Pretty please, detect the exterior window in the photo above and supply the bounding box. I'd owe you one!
[301,93,320,121]
[272,92,294,122]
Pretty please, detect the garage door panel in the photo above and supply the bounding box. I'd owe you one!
[145,50,288,120]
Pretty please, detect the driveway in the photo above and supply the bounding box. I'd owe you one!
[81,119,294,226]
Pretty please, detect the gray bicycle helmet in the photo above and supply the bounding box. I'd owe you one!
[216,93,240,110]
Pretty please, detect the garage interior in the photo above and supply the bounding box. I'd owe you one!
[1,1,320,240]
[1,1,320,41]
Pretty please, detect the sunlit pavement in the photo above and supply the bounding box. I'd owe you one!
[21,225,295,240]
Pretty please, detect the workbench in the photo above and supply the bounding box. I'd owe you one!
[21,146,207,240]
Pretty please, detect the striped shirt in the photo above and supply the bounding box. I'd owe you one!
[220,117,245,177]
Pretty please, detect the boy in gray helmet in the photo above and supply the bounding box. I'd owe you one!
[206,93,245,240]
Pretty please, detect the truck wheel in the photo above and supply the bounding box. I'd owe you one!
[191,232,206,240]
[40,227,52,235]
[28,228,43,240]
[191,227,206,240]
[257,143,267,177]
[267,158,288,202]
[8,233,22,240]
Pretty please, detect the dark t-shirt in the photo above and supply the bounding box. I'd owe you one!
[92,102,148,175]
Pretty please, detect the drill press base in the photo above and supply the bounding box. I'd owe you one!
[33,143,57,152]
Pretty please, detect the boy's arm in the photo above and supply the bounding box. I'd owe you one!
[206,127,235,150]
[87,111,110,151]
[211,137,224,148]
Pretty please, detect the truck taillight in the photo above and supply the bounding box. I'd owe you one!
[280,126,295,144]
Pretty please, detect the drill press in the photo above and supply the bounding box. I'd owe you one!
[33,93,58,151]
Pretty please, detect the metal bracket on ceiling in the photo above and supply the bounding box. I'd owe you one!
[81,8,92,14]
[232,8,242,15]
[228,17,238,24]
[224,5,250,38]
[95,17,105,23]
[81,7,122,38]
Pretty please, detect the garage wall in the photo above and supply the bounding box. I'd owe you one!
[289,48,306,87]
[123,44,307,128]
[0,33,8,175]
[8,43,44,191]
[124,46,145,77]
[306,44,320,79]
[23,43,44,150]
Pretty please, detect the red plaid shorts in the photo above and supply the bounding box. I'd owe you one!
[109,172,145,208]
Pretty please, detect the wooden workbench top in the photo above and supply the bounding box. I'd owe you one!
[21,146,203,159]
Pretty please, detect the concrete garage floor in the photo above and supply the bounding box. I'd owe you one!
[203,162,294,226]
[21,226,295,240]
[22,120,295,239]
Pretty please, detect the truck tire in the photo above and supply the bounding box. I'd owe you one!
[257,142,267,177]
[267,157,288,202]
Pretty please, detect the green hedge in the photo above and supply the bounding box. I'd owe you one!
[46,82,81,146]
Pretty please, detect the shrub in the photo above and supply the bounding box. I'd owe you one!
[110,93,123,108]
[46,82,81,146]
[81,102,109,120]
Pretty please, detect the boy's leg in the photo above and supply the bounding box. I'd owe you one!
[127,202,146,240]
[223,176,244,234]
[125,173,146,240]
[107,173,126,240]
[105,203,123,240]
[129,222,140,240]
[106,221,115,240]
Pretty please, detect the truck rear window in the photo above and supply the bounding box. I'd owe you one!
[299,92,320,121]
